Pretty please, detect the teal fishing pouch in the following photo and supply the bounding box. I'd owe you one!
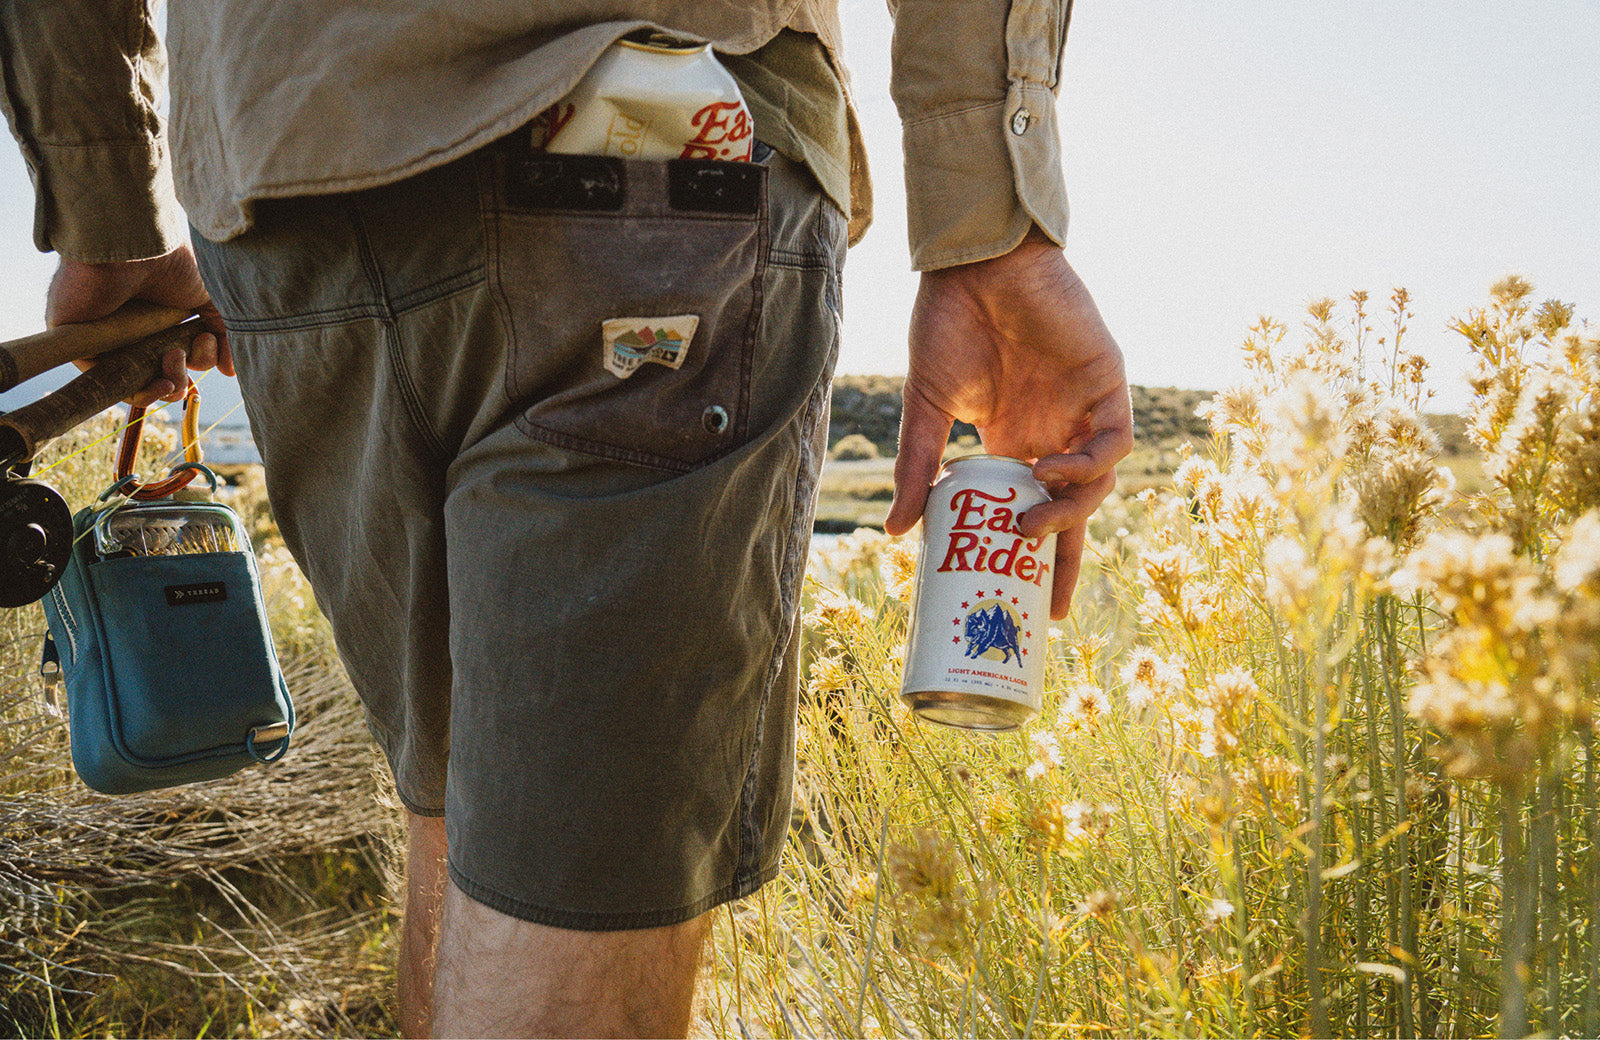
[39,471,294,795]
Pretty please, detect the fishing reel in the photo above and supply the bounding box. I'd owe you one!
[0,306,202,608]
[0,462,73,608]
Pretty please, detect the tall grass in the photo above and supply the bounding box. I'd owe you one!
[2,408,400,1038]
[706,281,1599,1039]
[4,281,1596,1038]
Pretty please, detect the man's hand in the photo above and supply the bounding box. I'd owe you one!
[884,227,1133,619]
[47,244,232,408]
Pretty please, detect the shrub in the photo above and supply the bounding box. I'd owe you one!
[705,284,1600,1040]
[1,406,398,1038]
[830,433,881,461]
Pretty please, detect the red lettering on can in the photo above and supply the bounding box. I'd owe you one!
[986,507,1019,533]
[529,102,577,150]
[680,101,753,160]
[950,486,1021,533]
[988,537,1020,576]
[937,531,1051,585]
[938,531,980,572]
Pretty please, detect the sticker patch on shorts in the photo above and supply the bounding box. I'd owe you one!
[601,315,699,379]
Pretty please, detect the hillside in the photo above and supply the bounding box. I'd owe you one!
[815,377,1219,531]
[818,376,1478,530]
[827,375,1214,455]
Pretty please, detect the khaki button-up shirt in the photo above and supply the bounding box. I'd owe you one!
[1,0,1071,271]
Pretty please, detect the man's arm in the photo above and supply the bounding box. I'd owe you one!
[0,0,228,404]
[882,0,1131,619]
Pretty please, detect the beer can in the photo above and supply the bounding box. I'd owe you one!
[900,455,1056,730]
[531,32,754,161]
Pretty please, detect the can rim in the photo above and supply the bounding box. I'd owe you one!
[617,34,710,55]
[940,453,1032,472]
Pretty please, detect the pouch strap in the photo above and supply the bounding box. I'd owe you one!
[113,383,204,500]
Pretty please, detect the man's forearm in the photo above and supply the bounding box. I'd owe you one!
[0,0,186,262]
[888,0,1072,270]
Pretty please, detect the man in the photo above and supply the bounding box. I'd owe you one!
[2,0,1130,1035]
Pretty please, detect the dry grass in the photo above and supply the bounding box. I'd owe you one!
[2,412,403,1039]
[1,282,1583,1039]
[0,648,404,1037]
[705,284,1600,1038]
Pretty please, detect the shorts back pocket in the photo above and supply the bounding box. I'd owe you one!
[484,152,769,473]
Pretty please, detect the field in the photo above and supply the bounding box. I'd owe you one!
[3,281,1596,1038]
[813,395,1483,531]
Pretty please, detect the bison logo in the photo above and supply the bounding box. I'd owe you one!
[964,602,1022,665]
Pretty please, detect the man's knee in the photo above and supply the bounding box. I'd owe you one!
[432,882,709,1038]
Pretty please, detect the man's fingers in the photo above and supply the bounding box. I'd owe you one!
[1049,523,1087,619]
[1019,469,1117,539]
[163,346,189,388]
[1034,448,1107,488]
[134,346,190,406]
[1034,399,1133,487]
[886,388,954,536]
[1020,465,1117,618]
[196,303,234,377]
[129,378,179,409]
[186,331,218,373]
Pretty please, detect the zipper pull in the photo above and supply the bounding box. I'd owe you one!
[39,633,62,718]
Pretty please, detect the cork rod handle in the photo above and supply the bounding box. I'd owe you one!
[0,320,198,467]
[0,301,193,394]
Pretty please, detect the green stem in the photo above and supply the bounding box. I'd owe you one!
[1231,815,1257,1032]
[1500,783,1532,1039]
[1452,785,1469,1038]
[1364,616,1397,1036]
[1377,596,1418,1036]
[1307,654,1330,1039]
[1537,774,1560,1033]
[853,811,893,1037]
[1585,730,1599,1040]
[1352,674,1373,1039]
[1022,844,1050,1039]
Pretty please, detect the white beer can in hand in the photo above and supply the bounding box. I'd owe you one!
[532,32,754,161]
[900,455,1056,730]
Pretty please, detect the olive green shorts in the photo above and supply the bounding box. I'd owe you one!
[194,139,844,929]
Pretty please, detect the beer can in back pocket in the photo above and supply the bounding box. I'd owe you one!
[901,455,1056,730]
[531,31,753,161]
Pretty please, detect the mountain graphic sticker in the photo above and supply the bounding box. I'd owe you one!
[601,315,700,379]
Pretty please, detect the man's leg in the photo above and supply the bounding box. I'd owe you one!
[431,884,710,1038]
[399,811,449,1038]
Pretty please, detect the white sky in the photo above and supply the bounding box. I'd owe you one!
[3,0,1596,423]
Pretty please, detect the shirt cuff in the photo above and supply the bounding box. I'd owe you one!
[901,80,1069,272]
[30,135,188,263]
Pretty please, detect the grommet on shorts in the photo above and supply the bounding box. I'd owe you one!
[702,404,730,435]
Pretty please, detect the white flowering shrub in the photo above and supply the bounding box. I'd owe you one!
[706,286,1600,1040]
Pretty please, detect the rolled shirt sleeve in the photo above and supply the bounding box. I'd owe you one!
[890,0,1072,270]
[0,0,187,263]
